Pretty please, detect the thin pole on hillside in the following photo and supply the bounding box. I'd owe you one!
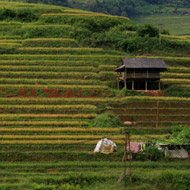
[128,132,132,182]
[118,131,132,183]
[156,100,159,128]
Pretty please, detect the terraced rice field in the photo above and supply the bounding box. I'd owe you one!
[0,1,190,189]
[0,24,190,160]
[132,14,190,35]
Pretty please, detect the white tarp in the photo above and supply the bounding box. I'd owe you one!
[94,138,117,154]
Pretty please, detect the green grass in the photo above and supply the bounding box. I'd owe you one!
[0,161,189,190]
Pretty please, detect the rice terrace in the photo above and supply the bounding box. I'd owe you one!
[0,0,190,190]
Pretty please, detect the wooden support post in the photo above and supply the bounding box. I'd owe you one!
[156,100,159,128]
[118,131,132,183]
[124,78,127,89]
[132,80,134,91]
[127,132,132,182]
[124,70,127,89]
[158,81,161,90]
[124,132,128,175]
[145,80,148,91]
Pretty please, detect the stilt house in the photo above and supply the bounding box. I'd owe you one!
[115,58,168,90]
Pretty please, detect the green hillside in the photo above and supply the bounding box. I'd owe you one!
[3,0,190,17]
[0,1,190,190]
[2,0,190,35]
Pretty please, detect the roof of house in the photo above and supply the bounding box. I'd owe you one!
[115,58,168,71]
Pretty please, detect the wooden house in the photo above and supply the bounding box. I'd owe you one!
[115,58,168,90]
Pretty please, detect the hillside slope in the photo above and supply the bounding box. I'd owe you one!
[0,1,190,189]
[3,0,190,17]
[4,0,190,36]
[0,0,190,154]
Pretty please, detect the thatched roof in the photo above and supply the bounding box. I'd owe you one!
[115,58,168,72]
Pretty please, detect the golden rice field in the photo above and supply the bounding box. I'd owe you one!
[0,0,189,162]
[0,1,189,189]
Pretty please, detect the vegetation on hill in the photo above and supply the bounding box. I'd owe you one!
[0,1,189,56]
[4,0,190,17]
[4,0,190,35]
[0,1,189,189]
[159,125,190,144]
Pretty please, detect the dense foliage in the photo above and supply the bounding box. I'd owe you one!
[169,125,190,144]
[6,0,190,17]
[158,125,190,144]
[90,113,121,128]
[0,8,38,21]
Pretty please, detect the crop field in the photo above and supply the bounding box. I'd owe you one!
[0,0,189,189]
[132,14,190,36]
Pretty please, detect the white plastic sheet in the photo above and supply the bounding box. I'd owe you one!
[94,138,116,153]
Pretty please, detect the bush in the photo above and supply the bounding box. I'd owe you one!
[160,28,170,35]
[90,113,121,128]
[168,125,190,144]
[144,146,164,161]
[16,9,38,22]
[0,8,38,22]
[137,24,159,37]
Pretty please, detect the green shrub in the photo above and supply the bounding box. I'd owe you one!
[90,113,121,128]
[144,146,164,161]
[167,125,190,144]
[41,14,130,31]
[137,24,159,37]
[16,9,38,22]
[160,28,170,35]
[0,8,38,22]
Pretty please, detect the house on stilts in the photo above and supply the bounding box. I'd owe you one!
[115,58,168,91]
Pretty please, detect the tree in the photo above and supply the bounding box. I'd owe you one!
[169,125,190,144]
[137,24,159,37]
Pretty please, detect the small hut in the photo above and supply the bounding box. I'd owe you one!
[115,58,168,91]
